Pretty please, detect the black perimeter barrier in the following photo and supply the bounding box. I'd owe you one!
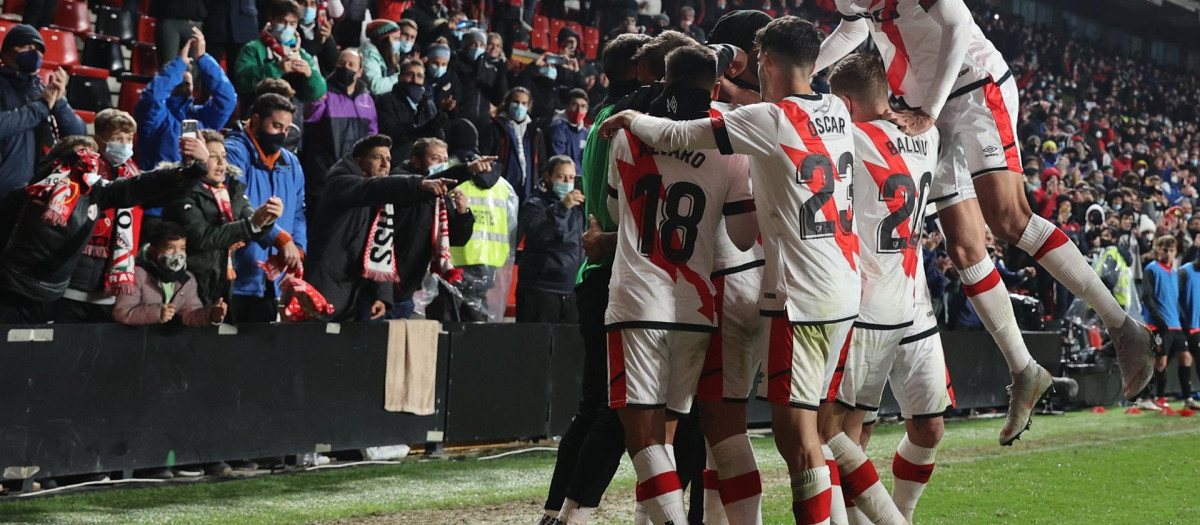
[0,323,1060,484]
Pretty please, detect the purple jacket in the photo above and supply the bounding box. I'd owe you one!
[302,86,378,215]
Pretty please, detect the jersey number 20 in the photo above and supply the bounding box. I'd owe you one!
[877,171,933,253]
[632,174,707,264]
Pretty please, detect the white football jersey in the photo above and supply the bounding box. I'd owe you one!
[834,0,1011,111]
[853,120,939,326]
[710,94,860,323]
[908,248,939,335]
[709,102,765,274]
[606,129,754,329]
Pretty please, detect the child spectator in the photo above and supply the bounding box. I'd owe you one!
[234,0,327,103]
[164,131,284,306]
[377,58,451,161]
[113,222,228,327]
[135,27,237,171]
[516,155,585,323]
[54,110,145,322]
[303,48,378,215]
[545,89,590,168]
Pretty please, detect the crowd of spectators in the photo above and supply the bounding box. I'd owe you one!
[0,0,1197,331]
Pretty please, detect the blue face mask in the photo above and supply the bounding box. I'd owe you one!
[540,66,558,80]
[508,103,528,122]
[551,180,573,199]
[274,24,297,47]
[430,65,447,78]
[468,47,484,61]
[396,39,413,54]
[15,49,42,73]
[453,30,464,39]
[301,7,317,25]
[104,142,134,166]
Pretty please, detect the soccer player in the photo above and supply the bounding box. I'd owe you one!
[605,44,757,525]
[814,0,1154,445]
[1139,236,1190,406]
[602,17,861,524]
[820,52,938,525]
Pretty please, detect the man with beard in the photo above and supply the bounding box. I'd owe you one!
[303,48,378,216]
[135,27,237,171]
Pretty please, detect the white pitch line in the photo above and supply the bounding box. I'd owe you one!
[939,426,1200,466]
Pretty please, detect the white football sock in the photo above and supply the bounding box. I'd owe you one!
[845,504,868,525]
[828,433,906,525]
[892,433,937,522]
[712,434,762,525]
[822,445,847,525]
[790,465,832,525]
[960,257,1033,372]
[1017,214,1127,329]
[632,446,688,525]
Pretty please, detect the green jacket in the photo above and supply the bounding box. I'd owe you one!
[360,41,401,96]
[576,104,617,283]
[233,40,327,102]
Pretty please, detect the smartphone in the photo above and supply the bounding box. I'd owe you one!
[545,54,565,66]
[457,19,478,30]
[181,119,200,161]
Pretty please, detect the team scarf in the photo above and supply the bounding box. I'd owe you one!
[81,161,143,296]
[204,181,246,280]
[362,203,400,282]
[25,149,102,227]
[431,196,462,283]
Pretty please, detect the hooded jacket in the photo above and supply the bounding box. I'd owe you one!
[376,82,447,161]
[518,184,585,295]
[452,50,508,128]
[302,78,378,215]
[224,129,308,298]
[163,175,272,305]
[135,54,237,170]
[480,113,544,204]
[0,66,86,198]
[545,113,588,168]
[0,159,207,303]
[112,255,211,328]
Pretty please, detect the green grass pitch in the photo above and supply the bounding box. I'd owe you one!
[2,405,1199,524]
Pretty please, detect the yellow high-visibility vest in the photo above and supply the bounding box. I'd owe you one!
[450,180,511,268]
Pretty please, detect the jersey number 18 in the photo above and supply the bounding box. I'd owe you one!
[632,174,707,264]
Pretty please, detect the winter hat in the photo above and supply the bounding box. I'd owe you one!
[557,26,580,47]
[460,29,486,48]
[1,24,45,54]
[427,43,451,60]
[1042,140,1058,153]
[366,20,401,41]
[707,10,772,54]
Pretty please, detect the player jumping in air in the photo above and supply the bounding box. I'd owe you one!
[814,0,1155,445]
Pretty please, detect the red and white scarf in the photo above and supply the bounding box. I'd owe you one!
[80,161,142,296]
[205,182,245,280]
[362,203,399,282]
[431,196,462,283]
[25,149,101,227]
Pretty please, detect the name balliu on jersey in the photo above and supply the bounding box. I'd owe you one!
[834,0,1011,111]
[606,129,753,329]
[711,94,860,323]
[853,120,939,326]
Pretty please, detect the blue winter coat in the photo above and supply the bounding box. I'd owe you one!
[0,67,85,198]
[224,130,308,298]
[135,54,237,171]
[545,116,587,169]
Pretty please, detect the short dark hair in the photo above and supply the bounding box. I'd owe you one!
[664,45,716,91]
[254,77,296,100]
[250,93,297,120]
[566,88,589,104]
[828,53,888,108]
[544,155,576,178]
[755,16,822,70]
[151,221,188,247]
[352,134,393,158]
[1155,235,1176,251]
[601,33,652,81]
[632,31,695,80]
[266,0,302,20]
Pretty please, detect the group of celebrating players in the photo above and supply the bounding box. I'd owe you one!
[538,1,1159,524]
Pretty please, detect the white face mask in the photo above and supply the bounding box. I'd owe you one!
[104,142,133,166]
[428,162,447,175]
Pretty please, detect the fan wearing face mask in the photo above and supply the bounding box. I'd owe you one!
[361,19,420,96]
[0,24,86,199]
[377,58,450,161]
[233,0,328,103]
[424,41,460,117]
[545,89,590,168]
[302,48,379,216]
[297,0,342,76]
[479,87,545,204]
[51,110,146,323]
[452,29,508,129]
[113,222,229,328]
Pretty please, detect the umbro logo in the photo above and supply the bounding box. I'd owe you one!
[983,146,1000,158]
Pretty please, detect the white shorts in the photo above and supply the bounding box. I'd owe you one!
[858,326,956,421]
[930,73,1021,211]
[697,266,767,403]
[834,324,909,410]
[757,318,855,410]
[607,327,711,414]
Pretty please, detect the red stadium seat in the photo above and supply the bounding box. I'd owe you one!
[50,0,91,36]
[40,28,80,69]
[137,16,156,45]
[548,18,566,53]
[533,15,549,35]
[130,42,158,77]
[118,78,147,115]
[0,18,16,49]
[74,109,95,124]
[35,67,54,85]
[566,22,583,41]
[582,26,599,60]
[530,28,550,53]
[2,0,25,17]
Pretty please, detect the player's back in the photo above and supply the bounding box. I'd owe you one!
[606,129,752,330]
[722,94,859,323]
[852,119,939,327]
[710,102,765,274]
[834,0,1010,110]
